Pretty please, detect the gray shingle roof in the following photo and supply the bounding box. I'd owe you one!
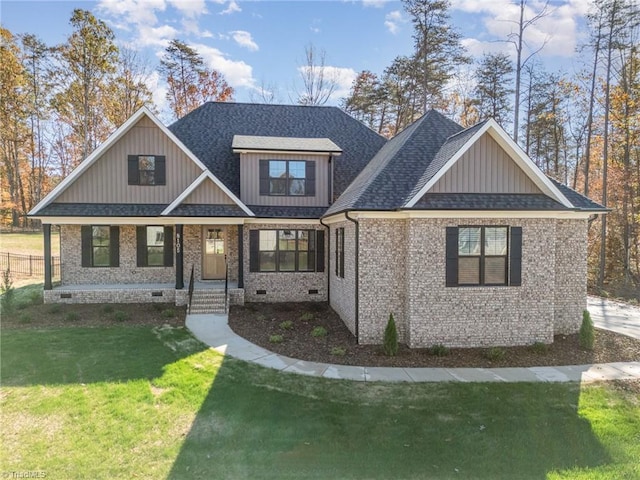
[548,178,608,211]
[248,205,327,219]
[167,204,247,217]
[36,203,166,216]
[169,102,386,199]
[326,110,463,215]
[412,193,567,210]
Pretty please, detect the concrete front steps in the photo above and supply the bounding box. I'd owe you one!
[189,289,228,314]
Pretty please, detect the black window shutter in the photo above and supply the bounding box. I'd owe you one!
[316,230,325,272]
[136,226,147,267]
[155,156,166,185]
[128,155,139,185]
[164,226,173,267]
[259,160,269,195]
[509,227,522,286]
[110,226,119,267]
[445,227,458,287]
[249,230,260,272]
[306,161,316,196]
[335,229,339,276]
[339,229,345,278]
[81,226,92,267]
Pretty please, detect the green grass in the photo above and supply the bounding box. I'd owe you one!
[0,231,60,256]
[1,325,638,479]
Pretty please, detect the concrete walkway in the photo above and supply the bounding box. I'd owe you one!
[185,297,640,383]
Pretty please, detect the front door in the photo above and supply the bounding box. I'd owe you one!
[202,227,226,280]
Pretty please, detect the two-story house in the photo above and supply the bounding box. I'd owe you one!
[29,102,606,348]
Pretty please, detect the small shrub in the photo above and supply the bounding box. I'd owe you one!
[162,308,176,318]
[48,304,63,314]
[16,302,29,311]
[579,310,595,351]
[28,290,43,305]
[485,347,506,361]
[429,344,450,356]
[114,310,128,322]
[102,305,114,314]
[300,312,314,322]
[256,313,267,321]
[383,313,398,356]
[65,311,80,322]
[269,334,284,344]
[330,346,347,356]
[311,326,327,338]
[530,341,549,354]
[18,313,33,324]
[1,269,15,313]
[279,320,293,330]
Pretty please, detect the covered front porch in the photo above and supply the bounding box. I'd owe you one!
[41,221,246,311]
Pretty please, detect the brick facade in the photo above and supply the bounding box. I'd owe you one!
[243,223,327,303]
[328,221,357,335]
[330,216,588,348]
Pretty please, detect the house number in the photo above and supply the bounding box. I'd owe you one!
[176,233,181,254]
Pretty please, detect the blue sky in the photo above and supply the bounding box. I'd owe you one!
[1,0,592,116]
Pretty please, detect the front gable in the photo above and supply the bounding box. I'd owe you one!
[428,132,542,194]
[405,119,572,209]
[54,114,202,205]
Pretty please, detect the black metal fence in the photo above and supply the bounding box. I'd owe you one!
[0,252,61,279]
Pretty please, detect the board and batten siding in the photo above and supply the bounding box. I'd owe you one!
[240,152,330,206]
[429,133,542,194]
[57,117,203,204]
[183,178,234,204]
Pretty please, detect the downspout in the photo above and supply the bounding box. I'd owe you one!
[345,211,359,343]
[319,217,330,304]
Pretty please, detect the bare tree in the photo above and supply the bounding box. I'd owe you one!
[296,44,337,106]
[506,0,551,143]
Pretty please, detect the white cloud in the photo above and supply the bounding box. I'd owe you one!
[384,10,405,35]
[137,24,179,47]
[220,0,241,15]
[97,0,166,26]
[231,30,259,51]
[182,18,213,37]
[310,26,321,34]
[451,0,587,58]
[191,43,256,89]
[167,0,207,18]
[362,0,388,8]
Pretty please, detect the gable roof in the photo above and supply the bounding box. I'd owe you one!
[29,106,252,217]
[326,110,463,215]
[326,113,606,216]
[168,102,386,199]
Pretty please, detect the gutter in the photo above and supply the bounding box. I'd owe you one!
[319,217,331,304]
[344,211,359,343]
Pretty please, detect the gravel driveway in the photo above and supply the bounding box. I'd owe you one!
[588,296,640,340]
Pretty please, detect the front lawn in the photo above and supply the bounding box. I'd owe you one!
[1,324,638,479]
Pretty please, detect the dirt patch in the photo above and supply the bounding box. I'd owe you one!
[2,302,186,329]
[229,302,640,368]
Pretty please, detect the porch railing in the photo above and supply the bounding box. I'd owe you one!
[187,264,195,314]
[224,255,229,313]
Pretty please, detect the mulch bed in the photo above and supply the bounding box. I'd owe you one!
[229,302,640,368]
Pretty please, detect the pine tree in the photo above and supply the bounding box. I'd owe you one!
[473,52,514,128]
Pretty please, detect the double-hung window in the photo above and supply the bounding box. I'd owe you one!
[259,160,315,196]
[446,226,522,287]
[81,225,119,267]
[136,226,173,267]
[250,229,325,273]
[128,155,166,185]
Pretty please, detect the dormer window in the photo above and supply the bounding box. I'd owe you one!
[128,155,166,186]
[260,159,315,197]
